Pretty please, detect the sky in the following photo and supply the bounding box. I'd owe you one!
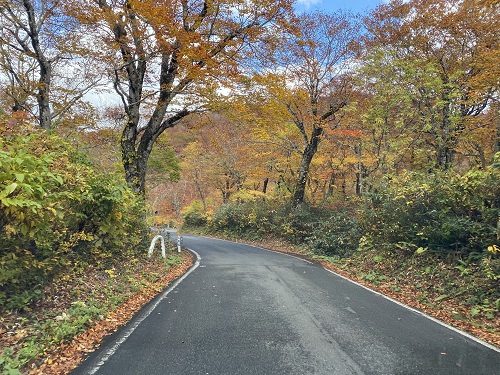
[294,0,384,15]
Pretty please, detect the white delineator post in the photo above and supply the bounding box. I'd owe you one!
[148,235,166,258]
[176,232,182,253]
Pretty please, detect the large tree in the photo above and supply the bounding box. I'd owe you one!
[80,0,293,195]
[0,0,101,129]
[250,11,360,206]
[356,47,430,174]
[364,0,499,170]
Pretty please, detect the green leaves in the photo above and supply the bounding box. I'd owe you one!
[363,168,500,256]
[0,129,149,310]
[434,294,449,302]
[0,183,18,198]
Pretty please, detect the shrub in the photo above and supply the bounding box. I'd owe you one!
[208,202,248,234]
[0,128,148,310]
[205,198,361,257]
[305,208,362,258]
[182,200,208,227]
[361,168,500,257]
[184,211,208,227]
[200,163,500,261]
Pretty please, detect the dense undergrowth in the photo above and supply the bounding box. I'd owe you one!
[184,161,500,343]
[0,125,149,310]
[0,250,191,375]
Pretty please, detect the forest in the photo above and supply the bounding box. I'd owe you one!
[0,0,499,372]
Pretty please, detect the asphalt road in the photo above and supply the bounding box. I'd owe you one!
[72,233,500,375]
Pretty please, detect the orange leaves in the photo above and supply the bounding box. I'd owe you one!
[71,0,297,194]
[328,129,363,139]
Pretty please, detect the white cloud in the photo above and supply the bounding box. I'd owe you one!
[296,0,322,9]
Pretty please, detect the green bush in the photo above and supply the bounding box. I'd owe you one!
[305,208,362,257]
[0,128,148,310]
[184,211,208,227]
[199,164,499,262]
[208,203,248,234]
[205,199,360,256]
[362,168,500,257]
[73,174,149,260]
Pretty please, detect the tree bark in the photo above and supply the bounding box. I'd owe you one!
[494,107,500,161]
[355,143,363,196]
[93,0,285,196]
[262,178,269,194]
[436,101,454,170]
[292,126,323,206]
[194,169,207,212]
[324,170,336,202]
[24,0,53,129]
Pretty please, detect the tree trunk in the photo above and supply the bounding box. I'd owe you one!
[24,0,53,129]
[121,114,191,196]
[324,170,336,202]
[222,186,231,204]
[436,143,454,170]
[122,150,148,196]
[292,127,322,207]
[494,107,500,161]
[194,170,207,212]
[436,92,456,170]
[355,143,363,196]
[476,144,487,169]
[262,178,269,194]
[37,64,52,129]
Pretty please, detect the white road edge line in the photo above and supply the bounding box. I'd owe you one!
[235,236,498,353]
[250,237,499,352]
[323,268,500,353]
[252,245,314,264]
[83,249,201,375]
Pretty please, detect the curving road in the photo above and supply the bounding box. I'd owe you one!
[72,233,500,375]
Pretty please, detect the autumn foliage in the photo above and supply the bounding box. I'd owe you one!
[0,0,499,366]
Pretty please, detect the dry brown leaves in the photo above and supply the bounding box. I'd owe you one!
[319,260,500,348]
[8,235,496,375]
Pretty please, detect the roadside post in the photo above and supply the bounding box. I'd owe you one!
[148,235,166,258]
[176,231,182,253]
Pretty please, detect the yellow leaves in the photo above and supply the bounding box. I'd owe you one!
[487,245,499,255]
[229,189,267,203]
[105,269,116,278]
[4,224,17,237]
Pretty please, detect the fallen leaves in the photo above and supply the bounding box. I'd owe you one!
[318,259,500,348]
